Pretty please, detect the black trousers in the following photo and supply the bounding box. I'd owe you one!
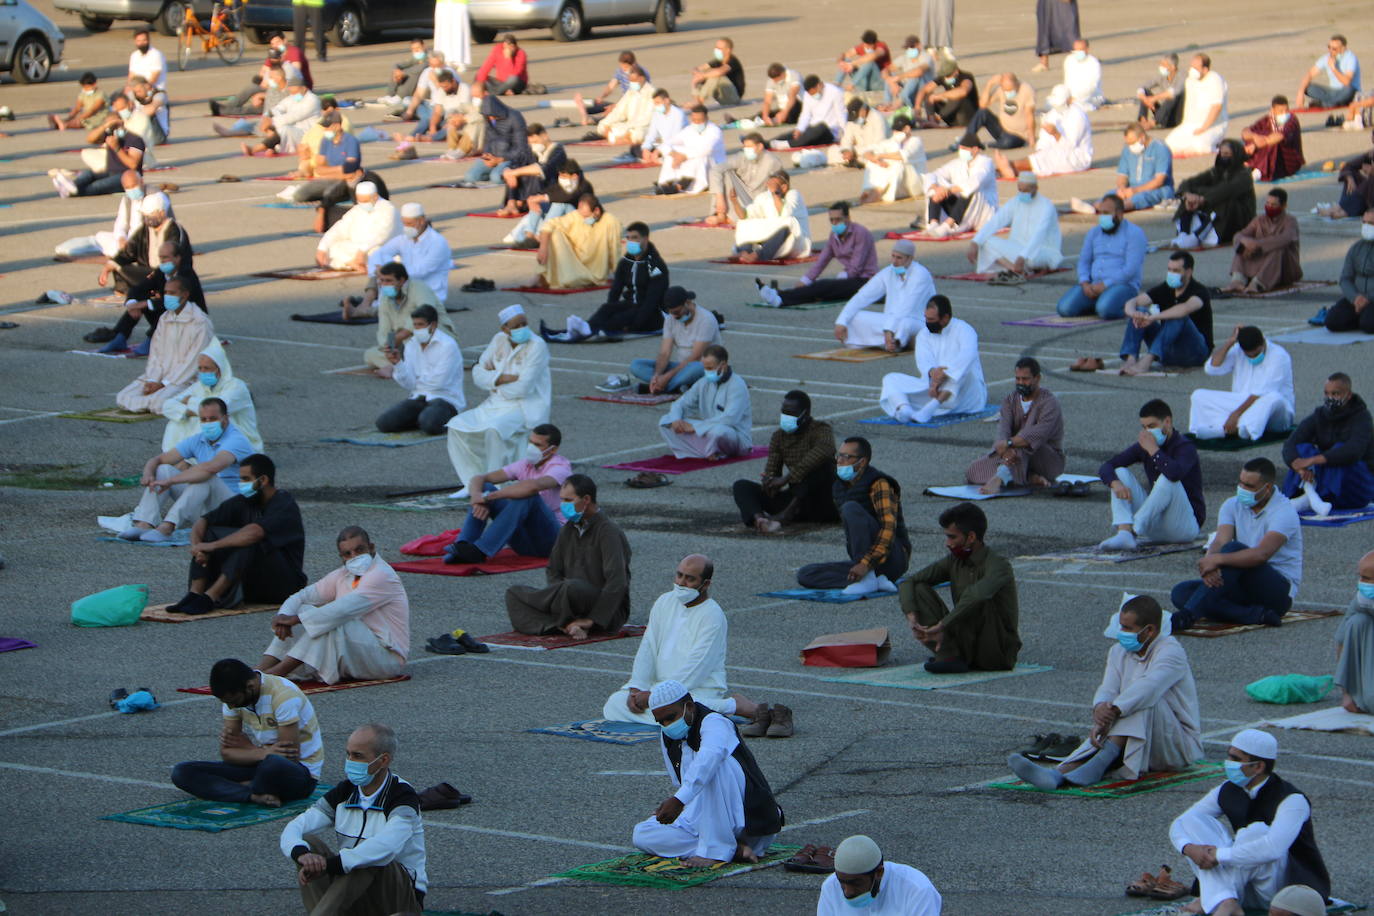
[778,276,868,306]
[190,525,305,605]
[111,265,164,337]
[929,194,971,223]
[588,299,662,335]
[958,108,1027,150]
[292,4,326,58]
[375,396,458,435]
[1139,93,1183,129]
[1325,298,1374,334]
[732,465,839,526]
[775,124,834,147]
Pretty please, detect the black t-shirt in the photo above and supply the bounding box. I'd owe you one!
[1145,277,1213,350]
[202,490,306,576]
[713,55,745,95]
[107,132,147,175]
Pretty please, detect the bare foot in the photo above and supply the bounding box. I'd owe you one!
[562,618,594,640]
[250,793,282,807]
[732,841,759,863]
[736,251,760,264]
[374,365,395,379]
[1118,356,1136,376]
[1028,474,1051,488]
[703,214,728,226]
[240,142,253,157]
[1342,691,1367,714]
[979,477,1004,495]
[682,855,725,868]
[755,516,782,535]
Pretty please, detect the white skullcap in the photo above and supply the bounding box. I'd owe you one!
[648,679,689,710]
[1017,171,1039,186]
[355,181,378,198]
[401,202,424,219]
[1269,885,1326,916]
[1047,84,1071,107]
[139,192,169,214]
[833,835,883,874]
[498,304,525,324]
[891,239,915,257]
[1232,728,1278,760]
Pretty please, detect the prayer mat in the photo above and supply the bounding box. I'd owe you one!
[251,175,299,181]
[291,310,378,324]
[990,761,1223,798]
[1116,897,1363,915]
[104,784,331,832]
[883,230,975,242]
[675,220,733,229]
[0,637,37,653]
[706,255,817,266]
[1178,609,1342,638]
[1002,314,1112,328]
[1018,540,1204,563]
[822,662,1052,690]
[52,253,106,264]
[592,160,655,169]
[255,201,313,209]
[1091,367,1189,378]
[391,553,549,577]
[924,474,1098,501]
[142,601,276,623]
[179,675,409,696]
[404,530,471,556]
[794,347,904,363]
[602,446,768,475]
[250,267,366,281]
[553,845,801,889]
[1272,327,1372,346]
[745,299,844,311]
[351,495,457,512]
[1291,105,1343,113]
[859,406,1000,428]
[1300,505,1374,527]
[545,330,659,342]
[319,430,445,447]
[58,407,159,423]
[756,586,899,604]
[527,719,660,745]
[566,139,612,146]
[481,624,646,651]
[578,392,680,406]
[1265,170,1329,185]
[934,268,1070,282]
[1265,706,1374,737]
[1185,429,1293,451]
[466,211,522,219]
[636,191,707,199]
[501,284,612,295]
[487,245,537,252]
[1227,280,1337,299]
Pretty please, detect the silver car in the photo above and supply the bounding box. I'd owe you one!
[0,0,65,83]
[51,0,216,37]
[469,0,680,44]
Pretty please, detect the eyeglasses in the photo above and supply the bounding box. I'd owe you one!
[835,452,860,463]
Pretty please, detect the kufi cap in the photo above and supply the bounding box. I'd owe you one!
[355,181,378,197]
[139,192,168,214]
[891,239,915,257]
[1047,84,1071,107]
[1017,171,1039,186]
[648,680,688,710]
[498,304,525,324]
[834,835,883,874]
[1232,728,1278,760]
[1268,885,1325,916]
[401,202,424,218]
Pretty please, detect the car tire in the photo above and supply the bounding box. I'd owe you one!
[332,4,362,47]
[155,1,189,37]
[12,35,52,84]
[551,2,585,42]
[471,27,497,44]
[653,0,676,33]
[246,27,272,46]
[80,14,114,32]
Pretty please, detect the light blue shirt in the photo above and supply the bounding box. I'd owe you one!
[1315,49,1360,92]
[1077,219,1148,290]
[661,369,753,445]
[1117,139,1173,193]
[1217,492,1303,597]
[174,422,255,486]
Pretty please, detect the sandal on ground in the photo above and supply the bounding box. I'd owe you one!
[1069,356,1104,372]
[784,843,836,874]
[1147,865,1189,900]
[626,472,671,489]
[1050,480,1075,498]
[988,270,1026,286]
[417,781,473,811]
[1125,869,1160,897]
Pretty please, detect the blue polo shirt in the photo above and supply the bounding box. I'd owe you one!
[1117,139,1173,193]
[322,132,362,172]
[174,423,255,486]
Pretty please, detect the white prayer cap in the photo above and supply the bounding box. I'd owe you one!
[401,202,425,219]
[355,181,378,198]
[498,304,525,324]
[1269,885,1326,916]
[648,679,689,710]
[1047,84,1071,107]
[833,835,883,874]
[891,239,915,257]
[1016,170,1039,186]
[139,192,169,214]
[1231,728,1278,760]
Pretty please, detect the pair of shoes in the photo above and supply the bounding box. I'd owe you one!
[425,629,490,655]
[740,703,794,737]
[988,270,1026,286]
[168,592,214,616]
[1016,732,1061,758]
[117,526,145,541]
[511,237,539,250]
[581,130,601,141]
[739,703,771,737]
[109,687,130,708]
[551,117,572,128]
[389,145,417,161]
[595,374,632,392]
[757,284,782,307]
[1307,307,1328,326]
[417,781,473,811]
[784,844,836,873]
[1126,865,1188,899]
[83,326,117,344]
[208,100,222,116]
[461,277,495,292]
[443,540,486,565]
[97,332,129,354]
[923,657,970,674]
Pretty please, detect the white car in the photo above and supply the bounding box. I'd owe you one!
[0,0,65,83]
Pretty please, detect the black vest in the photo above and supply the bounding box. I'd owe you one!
[664,703,784,837]
[832,465,911,556]
[1217,775,1330,901]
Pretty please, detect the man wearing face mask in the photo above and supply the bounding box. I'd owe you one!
[160,340,263,452]
[503,159,592,248]
[537,193,623,289]
[1243,97,1305,183]
[632,88,687,165]
[900,501,1018,673]
[797,436,910,595]
[834,240,936,350]
[1098,399,1206,551]
[1072,124,1173,216]
[549,222,668,340]
[880,294,987,425]
[316,181,399,273]
[1170,458,1303,631]
[859,115,926,206]
[656,344,752,463]
[1189,325,1295,441]
[968,171,1062,282]
[259,527,409,685]
[1137,53,1186,130]
[919,140,998,237]
[281,724,428,914]
[965,357,1062,494]
[1009,596,1201,791]
[772,75,845,149]
[761,62,804,125]
[1335,550,1374,714]
[733,390,837,534]
[595,66,656,145]
[505,475,632,639]
[995,83,1092,181]
[654,105,725,196]
[731,169,811,263]
[617,286,720,394]
[690,38,745,109]
[495,123,564,217]
[1223,189,1302,295]
[1057,194,1146,319]
[1281,373,1374,517]
[446,305,551,497]
[818,834,941,914]
[51,112,146,198]
[115,275,214,412]
[61,169,154,267]
[1117,251,1213,375]
[914,58,978,128]
[1323,210,1374,332]
[363,202,453,302]
[758,202,878,307]
[353,263,451,373]
[1166,53,1229,155]
[98,213,200,352]
[1173,138,1255,248]
[834,30,892,96]
[376,305,464,436]
[1168,729,1330,916]
[704,132,782,227]
[1062,39,1104,110]
[635,680,784,867]
[50,71,107,132]
[247,77,320,158]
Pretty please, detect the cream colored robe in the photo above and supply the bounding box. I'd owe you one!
[115,304,214,413]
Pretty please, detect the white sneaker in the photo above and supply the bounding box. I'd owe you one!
[841,571,879,595]
[52,172,77,198]
[758,286,782,307]
[923,223,950,239]
[769,139,791,151]
[595,374,632,392]
[276,185,300,201]
[1068,196,1097,216]
[447,486,470,500]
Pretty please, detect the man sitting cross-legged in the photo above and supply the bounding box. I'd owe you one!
[656,345,752,461]
[634,680,784,867]
[965,357,1063,495]
[833,239,936,351]
[259,526,408,685]
[1281,372,1374,518]
[1118,251,1214,376]
[1188,325,1294,442]
[732,390,838,535]
[1097,399,1206,551]
[171,658,323,808]
[1008,595,1201,790]
[899,501,1020,674]
[375,305,464,436]
[880,294,987,425]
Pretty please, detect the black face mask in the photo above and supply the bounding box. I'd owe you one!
[1015,383,1035,398]
[925,321,942,334]
[1325,397,1348,411]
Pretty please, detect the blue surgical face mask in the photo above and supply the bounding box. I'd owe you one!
[238,479,258,498]
[1235,486,1258,508]
[703,371,720,383]
[1149,427,1167,446]
[906,47,920,59]
[560,500,583,522]
[159,261,175,275]
[1016,191,1033,204]
[164,295,182,312]
[1247,350,1266,366]
[675,310,691,323]
[893,265,907,277]
[1359,582,1374,600]
[844,886,878,909]
[198,372,219,388]
[836,463,857,482]
[584,216,597,226]
[832,222,847,236]
[379,284,399,298]
[1223,759,1252,787]
[201,421,222,441]
[661,716,690,740]
[509,326,532,344]
[125,187,145,202]
[1165,270,1184,289]
[344,758,374,787]
[779,413,799,433]
[1116,631,1142,652]
[1098,214,1117,231]
[626,240,642,256]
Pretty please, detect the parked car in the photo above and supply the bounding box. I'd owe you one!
[470,0,680,43]
[238,0,432,48]
[1,0,65,83]
[52,0,216,36]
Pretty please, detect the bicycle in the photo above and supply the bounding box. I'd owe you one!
[178,0,244,71]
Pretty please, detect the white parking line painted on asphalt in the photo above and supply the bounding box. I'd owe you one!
[0,760,179,791]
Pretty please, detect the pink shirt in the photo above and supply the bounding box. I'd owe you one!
[312,560,410,658]
[501,454,573,520]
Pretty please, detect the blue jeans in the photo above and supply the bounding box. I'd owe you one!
[171,754,315,804]
[1305,84,1357,108]
[889,75,931,107]
[74,169,126,197]
[630,358,703,393]
[837,61,883,93]
[1281,442,1374,510]
[466,160,510,184]
[1119,316,1208,366]
[411,100,434,137]
[1057,283,1137,319]
[456,489,561,557]
[1126,186,1173,209]
[1170,540,1293,627]
[511,200,571,242]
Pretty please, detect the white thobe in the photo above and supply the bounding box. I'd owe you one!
[658,371,752,459]
[879,316,987,418]
[446,333,551,484]
[971,192,1064,273]
[657,123,725,193]
[160,339,263,452]
[1188,343,1295,440]
[394,330,466,412]
[60,193,171,259]
[643,104,688,154]
[264,561,409,684]
[1167,71,1229,154]
[922,155,999,231]
[603,594,731,724]
[433,0,472,69]
[1029,103,1093,175]
[318,199,401,270]
[734,188,811,259]
[115,304,214,413]
[1063,54,1105,110]
[1169,781,1311,913]
[828,110,890,165]
[599,83,656,143]
[128,47,167,90]
[270,91,321,153]
[862,133,928,202]
[1059,636,1202,779]
[836,263,938,348]
[816,863,943,915]
[797,83,846,141]
[366,227,454,302]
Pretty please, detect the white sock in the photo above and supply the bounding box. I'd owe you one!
[566,315,592,339]
[1288,491,1311,513]
[1097,529,1138,551]
[913,399,939,423]
[1303,483,1332,517]
[760,286,782,307]
[873,575,898,593]
[842,571,879,595]
[995,465,1013,484]
[893,403,916,423]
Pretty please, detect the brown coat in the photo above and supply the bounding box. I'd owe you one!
[1230,211,1302,291]
[966,387,1065,486]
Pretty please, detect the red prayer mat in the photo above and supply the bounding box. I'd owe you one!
[392,551,549,577]
[883,230,975,242]
[465,211,522,219]
[179,675,410,696]
[603,446,769,475]
[676,220,733,229]
[707,255,817,266]
[501,284,611,295]
[578,393,679,406]
[251,175,299,181]
[479,625,645,650]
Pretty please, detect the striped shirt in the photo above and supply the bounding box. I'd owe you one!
[222,673,324,779]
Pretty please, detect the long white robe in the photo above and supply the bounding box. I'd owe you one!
[160,338,263,451]
[879,316,987,418]
[1188,342,1295,440]
[115,303,214,413]
[270,90,322,154]
[598,83,657,144]
[817,863,943,915]
[446,332,551,484]
[657,122,726,194]
[658,371,752,459]
[433,0,472,70]
[1029,103,1093,175]
[971,192,1064,273]
[836,263,938,348]
[318,198,401,270]
[366,226,454,302]
[1167,71,1229,154]
[921,154,999,231]
[862,133,928,203]
[603,593,731,724]
[1063,53,1105,110]
[734,188,811,259]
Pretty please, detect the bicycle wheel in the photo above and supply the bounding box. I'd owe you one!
[177,24,194,70]
[216,34,244,65]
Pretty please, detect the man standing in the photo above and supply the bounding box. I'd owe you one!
[733,390,837,534]
[756,202,878,307]
[900,502,1019,674]
[1189,326,1295,441]
[1281,373,1374,516]
[291,0,326,62]
[965,357,1063,495]
[879,295,987,425]
[967,172,1062,281]
[1056,194,1147,319]
[1322,210,1374,334]
[818,835,942,915]
[1118,251,1213,375]
[657,345,751,461]
[1098,399,1206,551]
[1335,550,1374,715]
[1296,35,1361,109]
[1223,189,1302,295]
[375,306,464,436]
[1166,54,1229,155]
[365,202,453,302]
[634,680,784,866]
[505,475,632,640]
[833,240,936,351]
[1009,596,1201,790]
[1170,458,1303,631]
[797,437,910,596]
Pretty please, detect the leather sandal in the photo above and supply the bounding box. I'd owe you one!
[1125,869,1159,897]
[1147,865,1189,900]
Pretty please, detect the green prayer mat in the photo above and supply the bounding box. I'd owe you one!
[553,844,801,889]
[989,762,1222,798]
[59,407,160,423]
[745,299,844,311]
[822,663,1052,690]
[1185,429,1292,452]
[103,784,330,832]
[1116,898,1363,915]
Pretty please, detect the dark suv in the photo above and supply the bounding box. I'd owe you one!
[239,0,433,47]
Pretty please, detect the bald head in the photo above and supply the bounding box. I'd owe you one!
[674,554,714,600]
[1360,550,1374,580]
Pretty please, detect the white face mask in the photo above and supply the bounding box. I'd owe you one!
[1362,223,1374,242]
[345,553,374,576]
[1274,113,1290,126]
[1128,141,1145,154]
[558,177,577,192]
[1187,66,1201,80]
[413,326,433,344]
[403,225,419,239]
[531,142,546,154]
[957,148,973,162]
[671,584,699,604]
[1158,65,1170,78]
[525,442,546,462]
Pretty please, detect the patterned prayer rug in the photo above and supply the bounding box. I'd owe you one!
[552,845,801,888]
[104,785,330,832]
[178,676,409,696]
[526,718,660,745]
[988,762,1222,798]
[1178,609,1341,638]
[822,663,1053,690]
[481,625,645,650]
